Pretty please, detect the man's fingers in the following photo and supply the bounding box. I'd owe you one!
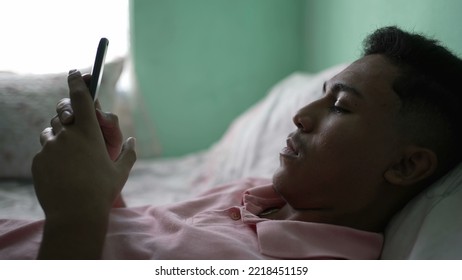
[82,73,92,89]
[115,137,137,176]
[40,127,54,146]
[56,98,72,114]
[95,99,102,110]
[96,109,119,129]
[50,115,63,134]
[67,70,97,126]
[56,98,74,125]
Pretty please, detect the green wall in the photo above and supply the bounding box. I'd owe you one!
[304,0,462,72]
[131,0,462,158]
[131,0,304,157]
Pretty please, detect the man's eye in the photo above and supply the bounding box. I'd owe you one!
[329,105,350,114]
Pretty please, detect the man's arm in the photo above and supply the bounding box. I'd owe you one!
[52,82,128,208]
[38,210,110,259]
[32,70,136,259]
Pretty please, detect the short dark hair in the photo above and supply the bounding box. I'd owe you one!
[362,26,462,177]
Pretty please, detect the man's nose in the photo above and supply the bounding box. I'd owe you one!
[292,105,315,133]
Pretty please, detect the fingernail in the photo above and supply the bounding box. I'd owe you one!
[68,69,80,76]
[127,137,136,149]
[61,110,73,123]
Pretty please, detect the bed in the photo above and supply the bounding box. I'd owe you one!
[1,62,461,259]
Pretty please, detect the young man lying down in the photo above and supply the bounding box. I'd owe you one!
[1,26,461,259]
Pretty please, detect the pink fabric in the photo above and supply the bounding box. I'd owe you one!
[0,178,383,259]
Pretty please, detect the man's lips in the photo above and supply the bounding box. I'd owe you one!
[280,137,299,158]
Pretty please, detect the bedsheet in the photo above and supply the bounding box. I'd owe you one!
[0,152,211,220]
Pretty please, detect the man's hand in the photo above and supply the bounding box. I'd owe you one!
[31,70,136,259]
[51,73,123,161]
[51,74,127,207]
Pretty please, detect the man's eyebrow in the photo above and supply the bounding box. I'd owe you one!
[323,81,364,99]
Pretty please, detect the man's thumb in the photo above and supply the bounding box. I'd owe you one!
[115,137,137,173]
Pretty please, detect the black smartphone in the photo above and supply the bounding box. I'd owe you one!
[88,37,109,101]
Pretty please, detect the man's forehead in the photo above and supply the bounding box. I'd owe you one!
[326,55,401,105]
[328,55,399,93]
[337,55,396,79]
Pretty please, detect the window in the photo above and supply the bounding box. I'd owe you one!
[0,0,128,74]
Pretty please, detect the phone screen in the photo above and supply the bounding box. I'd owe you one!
[89,38,109,101]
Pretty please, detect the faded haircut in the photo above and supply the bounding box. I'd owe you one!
[363,26,462,177]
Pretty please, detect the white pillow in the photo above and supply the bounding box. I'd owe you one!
[381,162,462,259]
[0,58,124,179]
[201,63,462,259]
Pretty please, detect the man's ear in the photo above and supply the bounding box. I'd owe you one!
[384,146,438,186]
